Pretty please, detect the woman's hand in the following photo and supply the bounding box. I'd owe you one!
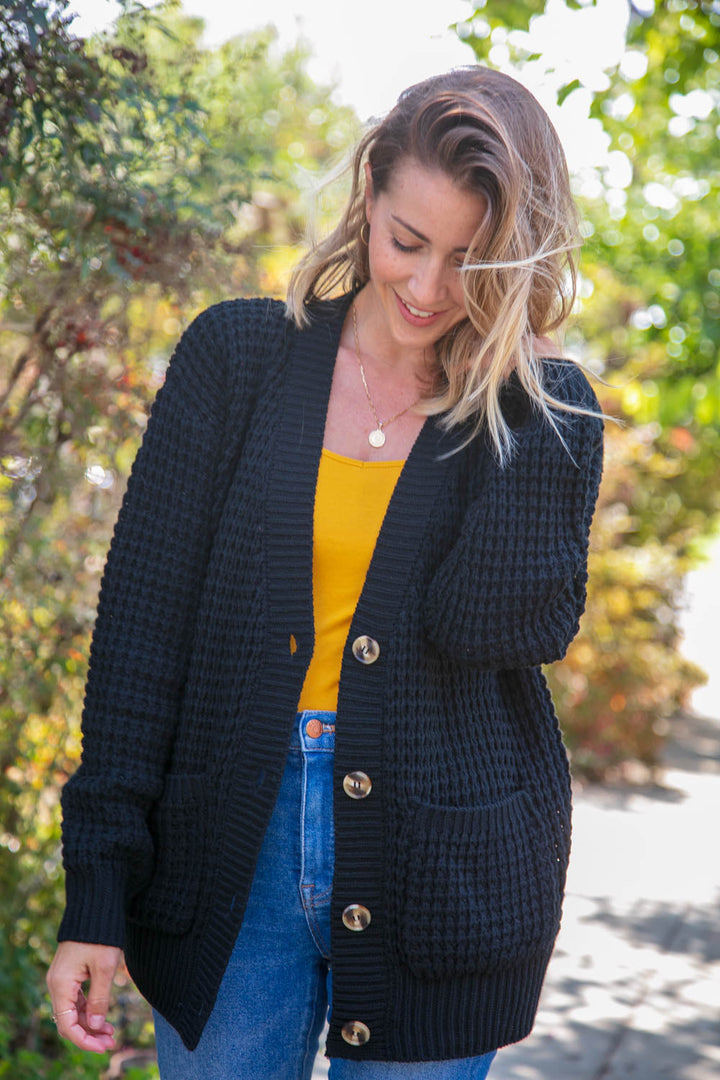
[47,941,123,1053]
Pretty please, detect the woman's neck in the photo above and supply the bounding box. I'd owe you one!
[351,286,432,383]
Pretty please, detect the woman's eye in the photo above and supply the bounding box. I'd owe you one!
[391,236,417,254]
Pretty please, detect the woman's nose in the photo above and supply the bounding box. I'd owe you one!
[408,258,448,306]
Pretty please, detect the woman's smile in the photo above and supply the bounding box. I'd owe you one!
[393,290,446,327]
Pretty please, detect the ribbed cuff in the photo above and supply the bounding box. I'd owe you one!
[57,865,128,948]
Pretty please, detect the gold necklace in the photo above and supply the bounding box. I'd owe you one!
[351,303,421,449]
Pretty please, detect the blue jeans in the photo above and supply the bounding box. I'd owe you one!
[154,711,497,1079]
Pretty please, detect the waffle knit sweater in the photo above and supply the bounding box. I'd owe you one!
[58,293,604,1062]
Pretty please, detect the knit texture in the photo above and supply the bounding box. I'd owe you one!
[59,295,604,1061]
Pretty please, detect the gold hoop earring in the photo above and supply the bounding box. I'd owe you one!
[360,221,370,246]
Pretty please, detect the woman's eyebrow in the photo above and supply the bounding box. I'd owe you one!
[391,214,469,254]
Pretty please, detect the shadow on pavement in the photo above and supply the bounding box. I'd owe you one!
[588,897,720,963]
[491,1012,720,1080]
[662,710,720,776]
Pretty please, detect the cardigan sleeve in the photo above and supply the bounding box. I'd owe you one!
[423,363,603,671]
[57,303,255,947]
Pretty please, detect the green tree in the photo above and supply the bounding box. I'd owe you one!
[0,2,357,1069]
[459,0,719,776]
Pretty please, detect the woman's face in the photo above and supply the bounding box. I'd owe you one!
[363,157,487,353]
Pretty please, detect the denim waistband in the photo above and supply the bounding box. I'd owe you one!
[292,710,336,751]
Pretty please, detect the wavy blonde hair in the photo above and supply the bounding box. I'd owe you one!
[287,66,591,462]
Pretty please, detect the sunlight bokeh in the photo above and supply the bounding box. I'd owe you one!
[67,0,628,171]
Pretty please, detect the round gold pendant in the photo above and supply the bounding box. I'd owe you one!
[368,429,386,448]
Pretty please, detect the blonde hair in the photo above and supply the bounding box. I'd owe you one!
[287,67,592,462]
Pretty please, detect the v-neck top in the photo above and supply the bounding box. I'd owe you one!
[298,449,405,711]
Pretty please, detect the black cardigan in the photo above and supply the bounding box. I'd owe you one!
[58,294,604,1061]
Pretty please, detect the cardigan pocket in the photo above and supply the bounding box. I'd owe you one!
[396,790,563,980]
[127,774,206,935]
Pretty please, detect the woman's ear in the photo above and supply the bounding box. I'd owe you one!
[364,161,374,223]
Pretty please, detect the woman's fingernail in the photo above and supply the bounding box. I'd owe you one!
[89,1014,104,1028]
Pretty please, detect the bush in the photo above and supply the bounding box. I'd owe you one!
[550,420,712,780]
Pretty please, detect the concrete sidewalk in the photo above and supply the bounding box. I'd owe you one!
[312,707,720,1079]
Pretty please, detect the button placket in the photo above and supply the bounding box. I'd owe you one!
[337,634,384,1054]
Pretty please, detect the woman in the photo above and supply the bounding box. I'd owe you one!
[48,66,604,1078]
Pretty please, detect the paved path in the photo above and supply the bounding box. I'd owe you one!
[312,702,720,1079]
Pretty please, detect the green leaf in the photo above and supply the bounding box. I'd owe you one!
[557,77,583,105]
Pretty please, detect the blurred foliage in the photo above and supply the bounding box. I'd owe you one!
[460,0,719,777]
[0,0,357,1069]
[548,422,709,779]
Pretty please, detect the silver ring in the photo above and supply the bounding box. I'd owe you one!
[51,1008,76,1022]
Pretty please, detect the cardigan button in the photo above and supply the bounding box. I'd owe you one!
[341,1020,371,1046]
[352,635,380,664]
[343,771,372,799]
[342,903,371,931]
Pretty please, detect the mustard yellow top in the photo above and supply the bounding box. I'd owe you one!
[297,448,404,712]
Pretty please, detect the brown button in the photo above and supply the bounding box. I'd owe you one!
[341,1020,371,1046]
[342,904,371,931]
[352,635,380,664]
[306,718,323,738]
[343,771,372,800]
